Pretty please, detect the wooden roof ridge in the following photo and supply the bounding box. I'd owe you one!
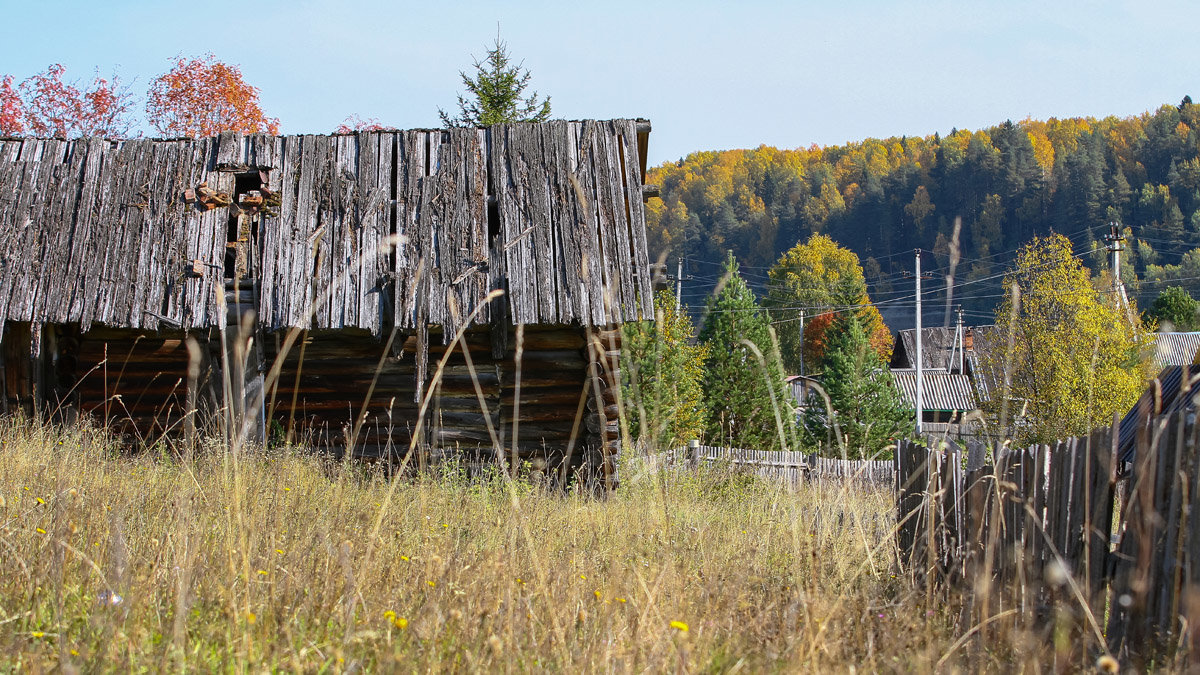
[0,120,654,334]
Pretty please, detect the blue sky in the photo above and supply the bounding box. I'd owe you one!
[2,0,1198,166]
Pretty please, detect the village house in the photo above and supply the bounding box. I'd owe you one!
[1115,331,1200,472]
[0,120,655,485]
[888,325,1000,439]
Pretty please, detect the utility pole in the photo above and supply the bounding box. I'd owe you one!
[1103,223,1129,312]
[798,310,805,376]
[905,249,932,436]
[916,250,924,436]
[954,307,965,374]
[662,257,693,312]
[675,258,683,312]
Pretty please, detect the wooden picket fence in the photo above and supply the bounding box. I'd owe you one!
[895,409,1200,668]
[683,444,894,487]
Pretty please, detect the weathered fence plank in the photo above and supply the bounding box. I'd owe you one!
[897,410,1200,668]
[680,444,894,488]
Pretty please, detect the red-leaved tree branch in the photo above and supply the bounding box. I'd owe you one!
[145,54,280,138]
[335,114,396,134]
[4,56,380,139]
[0,75,23,135]
[4,65,135,138]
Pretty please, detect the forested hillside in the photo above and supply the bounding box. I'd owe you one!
[647,98,1200,329]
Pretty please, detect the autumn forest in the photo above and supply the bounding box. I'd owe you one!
[647,97,1200,328]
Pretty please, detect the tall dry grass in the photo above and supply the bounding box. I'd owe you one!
[0,416,1065,671]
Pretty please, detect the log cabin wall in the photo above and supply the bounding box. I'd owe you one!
[1,322,35,416]
[0,120,650,483]
[67,327,195,442]
[263,324,622,484]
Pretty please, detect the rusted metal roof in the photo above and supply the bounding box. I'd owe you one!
[0,120,654,334]
[1117,365,1200,466]
[1152,332,1200,367]
[890,368,979,411]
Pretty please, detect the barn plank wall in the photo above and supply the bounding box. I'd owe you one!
[0,121,651,477]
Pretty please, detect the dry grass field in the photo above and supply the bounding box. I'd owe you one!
[0,419,1073,672]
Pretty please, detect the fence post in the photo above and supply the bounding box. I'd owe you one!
[688,439,700,470]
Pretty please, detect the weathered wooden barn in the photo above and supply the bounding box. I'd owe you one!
[0,120,655,483]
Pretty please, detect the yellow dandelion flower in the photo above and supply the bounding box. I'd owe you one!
[393,617,408,629]
[670,620,689,632]
[579,574,587,580]
[275,549,284,555]
[70,649,78,656]
[36,527,46,534]
[426,580,436,588]
[442,523,448,528]
[383,610,396,621]
[36,497,44,505]
[31,631,44,638]
[245,611,256,625]
[400,555,409,561]
[256,569,268,576]
[516,577,524,584]
[283,487,291,492]
[594,590,602,600]
[617,597,627,604]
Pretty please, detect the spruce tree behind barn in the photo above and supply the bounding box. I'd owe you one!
[0,120,655,485]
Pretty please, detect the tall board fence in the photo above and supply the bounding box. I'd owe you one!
[681,443,894,487]
[895,409,1200,667]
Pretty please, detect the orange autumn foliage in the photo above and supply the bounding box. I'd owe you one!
[146,55,280,138]
[801,312,836,368]
[802,309,891,370]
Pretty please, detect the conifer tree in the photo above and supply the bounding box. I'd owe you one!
[699,254,797,450]
[803,313,908,459]
[440,36,551,127]
[621,289,708,450]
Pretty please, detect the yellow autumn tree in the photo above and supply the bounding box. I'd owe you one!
[988,234,1153,444]
[765,234,891,375]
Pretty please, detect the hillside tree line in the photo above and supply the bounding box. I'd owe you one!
[648,98,1200,320]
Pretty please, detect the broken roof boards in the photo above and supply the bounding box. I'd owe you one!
[0,120,654,335]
